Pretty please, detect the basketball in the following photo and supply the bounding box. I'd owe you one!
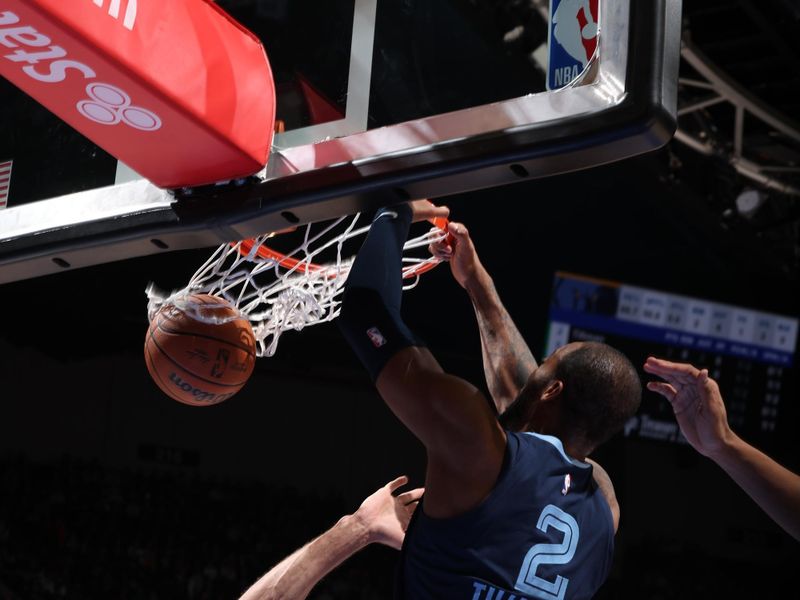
[144,294,257,406]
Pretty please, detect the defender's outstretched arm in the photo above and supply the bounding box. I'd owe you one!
[645,357,800,541]
[238,476,423,600]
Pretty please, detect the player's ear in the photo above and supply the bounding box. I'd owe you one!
[540,379,564,402]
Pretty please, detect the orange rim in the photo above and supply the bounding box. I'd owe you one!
[234,215,450,279]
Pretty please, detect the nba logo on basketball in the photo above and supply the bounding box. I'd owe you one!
[547,0,599,90]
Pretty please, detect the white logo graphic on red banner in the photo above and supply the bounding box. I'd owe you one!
[0,159,13,209]
[92,0,138,31]
[77,82,161,131]
[1,11,161,131]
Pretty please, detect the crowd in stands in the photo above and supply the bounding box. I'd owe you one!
[0,455,395,600]
[1,454,795,599]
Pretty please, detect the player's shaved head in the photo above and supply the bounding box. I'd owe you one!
[500,342,641,450]
[553,342,642,447]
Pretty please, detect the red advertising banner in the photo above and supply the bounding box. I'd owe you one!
[0,1,275,188]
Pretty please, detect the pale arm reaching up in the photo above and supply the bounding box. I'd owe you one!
[238,476,423,600]
[645,356,800,541]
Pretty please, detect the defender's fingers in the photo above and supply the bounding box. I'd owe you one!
[646,381,678,400]
[387,475,409,493]
[644,357,701,384]
[644,356,698,375]
[397,488,425,505]
[698,369,721,395]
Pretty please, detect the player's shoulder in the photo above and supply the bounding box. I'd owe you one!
[511,431,593,471]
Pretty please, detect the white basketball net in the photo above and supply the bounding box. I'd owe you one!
[146,212,447,358]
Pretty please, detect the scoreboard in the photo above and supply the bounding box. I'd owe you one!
[545,272,798,449]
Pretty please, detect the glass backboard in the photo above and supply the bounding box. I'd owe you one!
[0,0,682,284]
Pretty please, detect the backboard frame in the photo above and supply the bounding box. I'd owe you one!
[0,0,682,284]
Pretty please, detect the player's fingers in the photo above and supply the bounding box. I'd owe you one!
[397,487,425,505]
[646,381,678,401]
[387,475,409,493]
[421,200,450,219]
[447,221,470,240]
[410,199,450,224]
[420,200,450,219]
[428,240,453,259]
[429,202,450,218]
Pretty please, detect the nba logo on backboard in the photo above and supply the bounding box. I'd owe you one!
[547,0,600,91]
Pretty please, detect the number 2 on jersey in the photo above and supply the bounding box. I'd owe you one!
[514,504,580,600]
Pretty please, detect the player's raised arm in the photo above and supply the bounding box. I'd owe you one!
[430,221,537,417]
[645,357,800,541]
[338,202,506,517]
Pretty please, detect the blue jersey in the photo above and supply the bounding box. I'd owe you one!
[397,432,614,600]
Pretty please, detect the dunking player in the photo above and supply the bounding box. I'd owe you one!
[237,363,797,600]
[338,201,641,599]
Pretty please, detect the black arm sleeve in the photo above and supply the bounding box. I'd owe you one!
[338,204,425,381]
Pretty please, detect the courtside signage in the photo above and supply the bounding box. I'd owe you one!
[0,0,275,188]
[547,0,600,91]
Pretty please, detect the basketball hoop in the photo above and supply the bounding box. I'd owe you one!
[147,213,449,358]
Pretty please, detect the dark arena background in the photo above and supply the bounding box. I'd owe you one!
[1,1,799,599]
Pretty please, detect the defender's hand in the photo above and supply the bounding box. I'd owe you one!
[644,357,734,459]
[353,476,424,550]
